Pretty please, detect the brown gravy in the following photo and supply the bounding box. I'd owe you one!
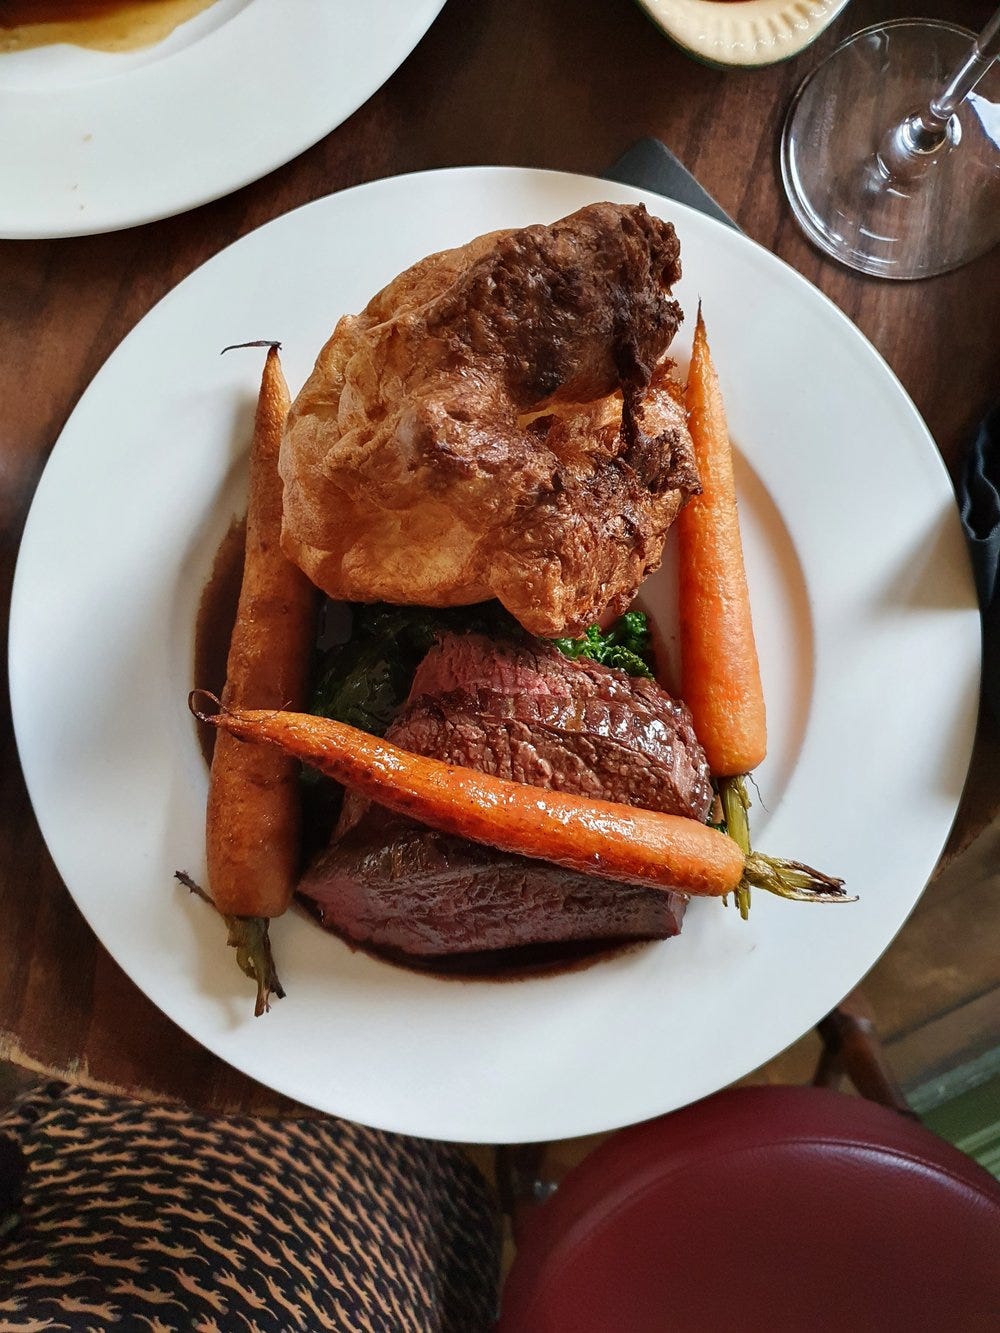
[352,933,638,983]
[193,526,641,982]
[193,515,244,766]
[0,0,218,53]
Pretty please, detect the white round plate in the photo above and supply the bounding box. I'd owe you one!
[9,168,980,1142]
[0,0,444,239]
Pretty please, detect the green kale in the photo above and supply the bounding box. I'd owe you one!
[551,610,655,678]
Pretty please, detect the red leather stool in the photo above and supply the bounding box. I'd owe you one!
[497,1085,1000,1332]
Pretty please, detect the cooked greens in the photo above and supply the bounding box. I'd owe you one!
[310,602,656,739]
[310,602,520,733]
[550,611,654,678]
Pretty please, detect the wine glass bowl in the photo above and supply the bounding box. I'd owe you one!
[781,18,1000,279]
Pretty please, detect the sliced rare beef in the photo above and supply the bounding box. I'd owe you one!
[337,634,713,834]
[390,687,712,821]
[300,812,686,957]
[410,632,680,712]
[300,630,710,961]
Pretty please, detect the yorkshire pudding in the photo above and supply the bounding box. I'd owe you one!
[279,202,699,636]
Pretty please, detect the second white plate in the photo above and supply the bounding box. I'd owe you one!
[0,0,445,238]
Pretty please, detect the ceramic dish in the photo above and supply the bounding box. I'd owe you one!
[0,0,445,238]
[638,0,851,68]
[9,167,979,1142]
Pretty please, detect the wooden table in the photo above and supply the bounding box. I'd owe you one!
[2,0,998,1120]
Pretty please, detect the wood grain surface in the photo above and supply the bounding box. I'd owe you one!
[2,0,998,1118]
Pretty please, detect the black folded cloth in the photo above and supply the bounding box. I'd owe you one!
[959,402,1000,723]
[604,138,738,233]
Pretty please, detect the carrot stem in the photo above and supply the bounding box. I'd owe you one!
[225,916,286,1017]
[175,871,285,1015]
[719,774,752,919]
[743,854,854,904]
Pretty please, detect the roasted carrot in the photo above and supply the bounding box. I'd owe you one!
[204,343,318,1013]
[679,307,766,778]
[192,700,851,904]
[679,310,845,916]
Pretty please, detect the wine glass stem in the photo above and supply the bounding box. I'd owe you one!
[932,11,1000,118]
[879,7,1000,173]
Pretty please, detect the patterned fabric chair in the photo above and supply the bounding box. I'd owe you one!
[0,1082,499,1332]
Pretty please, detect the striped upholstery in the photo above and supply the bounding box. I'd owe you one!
[0,1083,499,1331]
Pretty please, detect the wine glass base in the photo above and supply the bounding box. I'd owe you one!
[781,20,1000,280]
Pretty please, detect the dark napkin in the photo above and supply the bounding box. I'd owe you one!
[959,402,1000,722]
[604,138,738,233]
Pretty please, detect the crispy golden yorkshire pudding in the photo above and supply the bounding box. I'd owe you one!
[279,202,699,637]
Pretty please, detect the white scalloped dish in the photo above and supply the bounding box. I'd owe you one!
[638,0,851,68]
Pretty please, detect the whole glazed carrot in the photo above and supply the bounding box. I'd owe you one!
[203,343,318,1013]
[678,307,767,780]
[678,309,841,916]
[191,700,850,904]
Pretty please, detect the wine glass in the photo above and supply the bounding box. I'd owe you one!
[780,10,1000,279]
